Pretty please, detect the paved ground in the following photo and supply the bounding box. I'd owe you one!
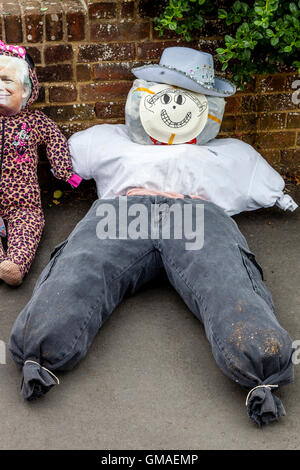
[0,187,300,450]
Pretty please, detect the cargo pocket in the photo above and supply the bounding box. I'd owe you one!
[238,244,274,311]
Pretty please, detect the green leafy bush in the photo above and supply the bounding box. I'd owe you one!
[155,0,300,88]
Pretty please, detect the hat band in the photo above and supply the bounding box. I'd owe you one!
[158,63,214,88]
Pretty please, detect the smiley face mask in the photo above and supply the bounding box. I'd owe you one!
[125,79,226,145]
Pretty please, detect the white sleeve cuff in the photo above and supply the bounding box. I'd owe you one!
[276,193,298,211]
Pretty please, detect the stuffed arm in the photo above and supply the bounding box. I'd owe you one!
[36,111,82,188]
[247,151,298,212]
[68,126,95,180]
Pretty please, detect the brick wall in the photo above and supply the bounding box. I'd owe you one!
[0,0,299,179]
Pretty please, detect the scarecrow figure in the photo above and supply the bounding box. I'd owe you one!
[9,48,298,426]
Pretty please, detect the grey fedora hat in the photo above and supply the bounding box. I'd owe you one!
[132,47,236,97]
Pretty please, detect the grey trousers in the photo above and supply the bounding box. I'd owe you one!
[9,196,294,425]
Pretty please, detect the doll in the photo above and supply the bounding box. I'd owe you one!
[9,47,298,426]
[0,41,81,286]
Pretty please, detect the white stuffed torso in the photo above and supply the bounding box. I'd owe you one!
[69,123,296,216]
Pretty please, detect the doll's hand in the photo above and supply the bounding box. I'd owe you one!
[67,174,82,188]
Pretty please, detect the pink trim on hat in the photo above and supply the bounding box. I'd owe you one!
[0,41,26,58]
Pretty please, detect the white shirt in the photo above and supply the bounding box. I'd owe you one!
[69,123,298,216]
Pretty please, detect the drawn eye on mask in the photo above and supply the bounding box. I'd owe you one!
[140,84,208,144]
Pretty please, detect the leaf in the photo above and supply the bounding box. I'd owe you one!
[154,0,299,84]
[289,2,298,14]
[53,190,63,199]
[271,36,279,46]
[218,8,227,18]
[225,34,235,44]
[243,49,251,60]
[233,1,242,13]
[240,2,249,15]
[254,6,264,15]
[168,22,177,30]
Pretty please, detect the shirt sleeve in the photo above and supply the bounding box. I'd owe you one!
[247,151,298,212]
[35,110,82,187]
[68,126,94,180]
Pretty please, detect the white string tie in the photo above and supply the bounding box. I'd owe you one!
[245,384,278,406]
[24,360,60,385]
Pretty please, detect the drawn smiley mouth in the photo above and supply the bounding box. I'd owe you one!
[160,109,192,128]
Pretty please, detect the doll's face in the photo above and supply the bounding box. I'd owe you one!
[139,83,208,144]
[0,65,28,116]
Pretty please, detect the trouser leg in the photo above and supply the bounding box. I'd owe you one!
[159,198,294,425]
[9,198,161,400]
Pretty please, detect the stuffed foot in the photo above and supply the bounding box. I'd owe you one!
[0,260,23,286]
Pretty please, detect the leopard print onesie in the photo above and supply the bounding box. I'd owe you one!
[0,48,81,276]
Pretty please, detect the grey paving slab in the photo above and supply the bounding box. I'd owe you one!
[0,188,299,450]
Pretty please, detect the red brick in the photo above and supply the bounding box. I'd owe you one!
[26,47,42,65]
[276,62,299,73]
[236,113,259,132]
[93,62,136,80]
[80,82,132,101]
[90,22,149,42]
[121,2,135,19]
[67,11,86,41]
[45,45,74,64]
[240,134,258,147]
[281,148,300,162]
[256,74,285,93]
[259,113,286,130]
[220,115,237,133]
[242,94,298,113]
[76,64,93,81]
[35,86,46,104]
[78,43,135,62]
[138,0,168,18]
[224,96,242,113]
[45,12,63,41]
[235,79,256,94]
[259,149,282,164]
[49,85,78,103]
[287,112,300,128]
[255,131,296,149]
[4,5,23,43]
[137,41,178,60]
[95,101,126,119]
[89,2,117,20]
[24,4,43,43]
[58,122,95,140]
[42,104,94,121]
[36,65,73,83]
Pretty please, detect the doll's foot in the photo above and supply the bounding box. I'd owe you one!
[0,260,23,286]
